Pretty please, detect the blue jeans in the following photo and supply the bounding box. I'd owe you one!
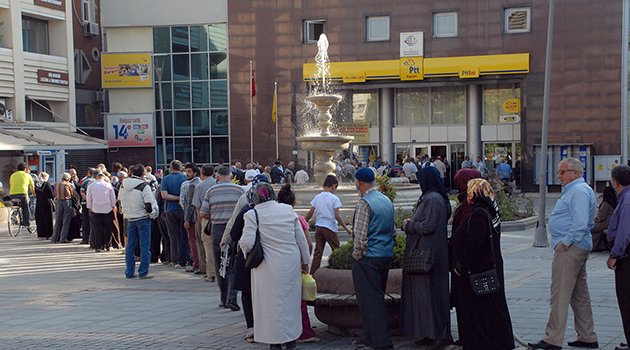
[125,218,151,278]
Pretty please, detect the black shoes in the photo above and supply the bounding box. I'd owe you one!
[616,343,628,350]
[568,340,599,348]
[227,303,240,311]
[529,340,562,349]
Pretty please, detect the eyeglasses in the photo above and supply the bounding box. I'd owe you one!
[557,169,577,175]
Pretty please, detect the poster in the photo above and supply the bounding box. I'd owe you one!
[106,113,154,147]
[102,53,152,88]
[400,32,423,57]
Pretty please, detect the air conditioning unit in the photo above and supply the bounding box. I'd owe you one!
[84,22,99,36]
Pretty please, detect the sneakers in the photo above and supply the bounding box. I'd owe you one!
[138,274,154,280]
[185,265,195,272]
[244,328,254,343]
[205,276,216,282]
[227,303,240,311]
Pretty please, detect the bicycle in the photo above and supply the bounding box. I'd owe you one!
[6,198,34,237]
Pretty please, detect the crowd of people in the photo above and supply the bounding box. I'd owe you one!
[3,154,629,350]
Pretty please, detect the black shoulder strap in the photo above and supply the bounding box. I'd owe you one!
[133,182,147,192]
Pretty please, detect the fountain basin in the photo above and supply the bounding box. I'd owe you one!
[307,94,342,107]
[296,135,353,151]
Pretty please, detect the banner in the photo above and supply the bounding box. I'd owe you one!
[102,53,152,88]
[338,123,369,144]
[106,113,154,147]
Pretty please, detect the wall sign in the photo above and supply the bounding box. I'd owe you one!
[400,57,423,81]
[34,0,65,11]
[400,32,424,57]
[102,53,152,88]
[106,113,154,148]
[37,69,69,86]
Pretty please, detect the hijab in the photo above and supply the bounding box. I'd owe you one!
[603,185,618,209]
[251,182,276,205]
[467,178,501,232]
[419,166,452,219]
[452,169,482,232]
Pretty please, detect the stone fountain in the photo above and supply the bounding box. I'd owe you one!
[296,34,354,186]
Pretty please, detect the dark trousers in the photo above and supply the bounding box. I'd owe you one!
[90,211,113,250]
[165,210,184,265]
[10,194,29,226]
[212,223,237,305]
[150,219,161,263]
[352,256,393,349]
[616,258,630,345]
[242,290,254,328]
[81,204,91,244]
[157,213,170,263]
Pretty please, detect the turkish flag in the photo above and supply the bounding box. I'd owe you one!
[251,70,256,97]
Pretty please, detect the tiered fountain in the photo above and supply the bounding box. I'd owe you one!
[296,34,354,186]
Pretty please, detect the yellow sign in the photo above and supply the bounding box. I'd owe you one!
[503,98,521,114]
[459,66,479,78]
[343,72,366,83]
[400,57,424,81]
[102,53,152,88]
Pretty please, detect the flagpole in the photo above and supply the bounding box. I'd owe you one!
[274,82,279,159]
[250,60,254,163]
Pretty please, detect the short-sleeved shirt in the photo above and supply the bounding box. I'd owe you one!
[310,191,342,233]
[201,181,244,225]
[160,172,187,212]
[192,177,217,209]
[9,171,34,195]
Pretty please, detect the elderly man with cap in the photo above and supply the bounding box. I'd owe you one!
[86,171,117,252]
[351,167,395,350]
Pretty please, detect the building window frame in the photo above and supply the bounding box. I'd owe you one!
[303,19,326,44]
[22,16,50,55]
[504,7,531,34]
[366,16,390,42]
[433,11,458,38]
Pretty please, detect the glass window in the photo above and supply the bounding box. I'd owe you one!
[153,55,171,82]
[156,111,173,137]
[173,82,190,109]
[431,86,465,124]
[174,111,191,136]
[156,138,174,165]
[153,27,171,54]
[26,99,54,122]
[22,16,49,54]
[175,138,192,163]
[211,110,229,135]
[191,82,209,108]
[189,26,209,52]
[192,110,210,136]
[210,80,228,109]
[155,82,172,110]
[433,12,458,38]
[505,7,531,34]
[76,103,102,127]
[303,19,325,44]
[366,16,390,42]
[191,53,209,80]
[483,84,521,124]
[172,54,190,81]
[193,137,211,163]
[396,88,430,125]
[208,23,227,51]
[171,26,189,52]
[210,53,228,79]
[352,91,379,127]
[212,137,229,163]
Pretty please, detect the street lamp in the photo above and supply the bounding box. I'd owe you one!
[155,59,168,173]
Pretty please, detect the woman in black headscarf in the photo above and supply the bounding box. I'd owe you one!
[400,166,452,348]
[34,172,54,240]
[592,186,617,252]
[450,178,514,350]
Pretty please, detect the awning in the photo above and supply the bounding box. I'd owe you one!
[0,124,107,151]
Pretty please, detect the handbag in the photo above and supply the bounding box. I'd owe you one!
[403,235,434,274]
[244,209,264,269]
[468,208,501,296]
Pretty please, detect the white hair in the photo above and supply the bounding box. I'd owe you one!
[61,172,71,181]
[561,157,584,174]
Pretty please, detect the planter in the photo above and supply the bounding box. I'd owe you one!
[312,267,402,336]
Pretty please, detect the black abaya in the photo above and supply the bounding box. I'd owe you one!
[35,182,54,238]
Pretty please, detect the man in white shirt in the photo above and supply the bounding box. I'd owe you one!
[433,156,447,180]
[402,158,418,179]
[86,172,117,252]
[294,167,310,184]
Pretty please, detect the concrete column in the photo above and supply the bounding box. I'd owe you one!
[379,88,395,164]
[10,2,25,122]
[466,84,482,159]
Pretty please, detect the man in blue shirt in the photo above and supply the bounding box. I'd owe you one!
[530,158,598,350]
[607,165,630,350]
[160,160,189,268]
[496,160,513,181]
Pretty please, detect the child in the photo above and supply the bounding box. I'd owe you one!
[305,174,351,274]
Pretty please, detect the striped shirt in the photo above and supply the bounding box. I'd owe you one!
[200,180,244,225]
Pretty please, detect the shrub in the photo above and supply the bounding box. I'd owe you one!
[495,190,534,221]
[394,208,413,229]
[376,175,397,202]
[328,236,406,270]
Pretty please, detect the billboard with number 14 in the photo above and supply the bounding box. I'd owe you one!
[106,113,154,148]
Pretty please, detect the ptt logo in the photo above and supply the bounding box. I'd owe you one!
[403,59,420,74]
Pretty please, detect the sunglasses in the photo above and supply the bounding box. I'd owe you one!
[557,169,577,175]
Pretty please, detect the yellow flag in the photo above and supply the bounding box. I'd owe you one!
[272,84,277,123]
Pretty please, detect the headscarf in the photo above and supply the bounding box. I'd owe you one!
[251,182,276,205]
[247,174,270,205]
[603,185,618,209]
[418,166,451,218]
[467,178,501,231]
[452,168,482,232]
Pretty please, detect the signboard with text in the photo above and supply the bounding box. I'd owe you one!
[400,57,423,81]
[338,123,369,144]
[106,113,154,148]
[102,53,152,88]
[38,69,69,86]
[400,32,423,57]
[34,0,65,11]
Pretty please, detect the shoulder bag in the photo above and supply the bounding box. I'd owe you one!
[244,209,264,269]
[468,208,500,296]
[403,234,434,274]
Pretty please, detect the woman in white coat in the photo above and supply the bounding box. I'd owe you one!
[240,183,311,350]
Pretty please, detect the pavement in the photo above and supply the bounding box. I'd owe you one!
[0,216,626,349]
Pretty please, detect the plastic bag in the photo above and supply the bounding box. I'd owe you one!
[302,273,317,301]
